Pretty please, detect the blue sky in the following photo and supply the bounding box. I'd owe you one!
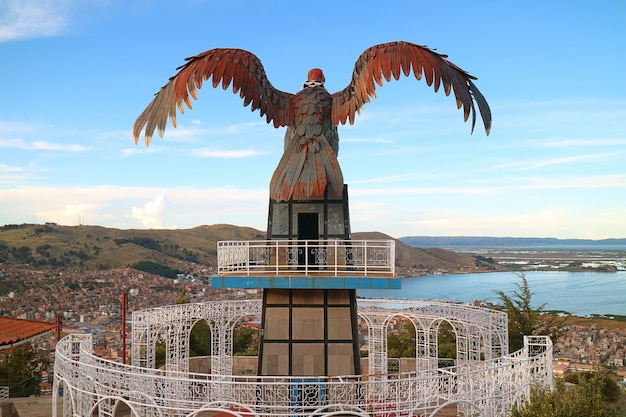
[1,0,625,239]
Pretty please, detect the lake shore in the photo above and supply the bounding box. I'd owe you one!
[455,246,626,273]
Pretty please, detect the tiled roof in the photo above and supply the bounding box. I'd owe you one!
[0,317,57,347]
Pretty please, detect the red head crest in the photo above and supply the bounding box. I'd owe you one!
[307,68,325,83]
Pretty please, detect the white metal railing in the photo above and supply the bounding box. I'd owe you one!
[54,333,552,417]
[0,385,8,399]
[217,239,395,276]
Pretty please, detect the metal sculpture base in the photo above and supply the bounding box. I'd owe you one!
[258,288,360,376]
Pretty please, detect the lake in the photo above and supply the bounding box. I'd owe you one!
[357,270,626,317]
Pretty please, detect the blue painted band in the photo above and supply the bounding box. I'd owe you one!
[211,276,401,290]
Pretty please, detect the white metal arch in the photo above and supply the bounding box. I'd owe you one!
[133,299,508,376]
[55,300,551,417]
[51,378,75,417]
[89,396,142,417]
[133,300,262,373]
[356,300,508,375]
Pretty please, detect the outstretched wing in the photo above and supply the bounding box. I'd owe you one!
[331,41,491,134]
[133,48,293,145]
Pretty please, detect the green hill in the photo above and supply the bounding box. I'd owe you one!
[0,224,483,276]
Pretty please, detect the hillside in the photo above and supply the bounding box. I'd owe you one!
[0,224,483,276]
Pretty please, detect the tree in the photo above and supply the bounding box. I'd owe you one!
[493,273,565,352]
[565,370,621,403]
[386,319,458,363]
[437,321,457,363]
[0,345,42,397]
[189,320,211,357]
[387,320,416,358]
[155,337,166,369]
[233,325,259,356]
[511,372,621,417]
[175,288,190,304]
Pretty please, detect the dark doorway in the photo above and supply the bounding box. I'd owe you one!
[298,213,319,240]
[297,213,319,267]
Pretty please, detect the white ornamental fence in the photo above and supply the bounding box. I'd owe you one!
[217,240,395,276]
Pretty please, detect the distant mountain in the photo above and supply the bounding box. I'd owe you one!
[0,224,480,276]
[352,231,479,272]
[399,236,626,248]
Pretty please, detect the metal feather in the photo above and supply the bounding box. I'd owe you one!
[330,41,491,135]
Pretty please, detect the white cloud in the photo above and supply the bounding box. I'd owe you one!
[342,137,393,144]
[134,120,274,151]
[0,163,23,172]
[350,174,626,197]
[488,152,621,172]
[144,127,199,144]
[542,138,626,147]
[0,0,72,42]
[350,172,421,185]
[399,206,626,240]
[61,203,102,224]
[0,121,36,134]
[130,194,169,229]
[120,147,162,157]
[403,207,574,237]
[193,148,263,158]
[0,163,27,185]
[0,185,268,229]
[216,121,267,134]
[0,138,90,152]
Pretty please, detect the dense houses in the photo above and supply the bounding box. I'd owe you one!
[0,263,260,365]
[554,323,626,368]
[0,263,256,322]
[1,263,625,379]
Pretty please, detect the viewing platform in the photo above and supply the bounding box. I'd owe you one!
[212,239,400,289]
[54,299,554,417]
